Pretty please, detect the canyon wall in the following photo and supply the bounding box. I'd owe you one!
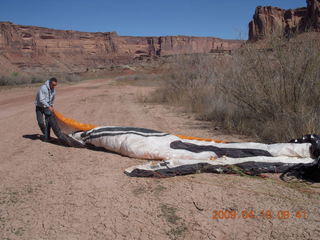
[0,22,242,74]
[249,0,320,41]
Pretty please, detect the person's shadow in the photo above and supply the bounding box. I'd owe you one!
[22,134,65,147]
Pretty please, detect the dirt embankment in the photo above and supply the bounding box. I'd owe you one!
[0,78,319,240]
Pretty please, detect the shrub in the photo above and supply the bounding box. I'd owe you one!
[151,36,320,142]
[220,36,320,141]
[149,54,224,113]
[0,72,83,86]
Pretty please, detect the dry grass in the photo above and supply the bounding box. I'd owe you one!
[112,73,162,87]
[0,72,81,86]
[148,36,320,142]
[220,36,320,141]
[147,54,227,113]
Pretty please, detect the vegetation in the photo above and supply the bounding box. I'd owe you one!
[0,72,81,86]
[149,36,320,142]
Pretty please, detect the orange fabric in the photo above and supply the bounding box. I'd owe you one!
[54,110,225,142]
[53,110,97,131]
[175,134,226,143]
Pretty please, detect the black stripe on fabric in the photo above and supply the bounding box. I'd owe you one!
[83,132,170,141]
[91,126,163,134]
[126,161,297,178]
[80,127,166,138]
[170,140,273,158]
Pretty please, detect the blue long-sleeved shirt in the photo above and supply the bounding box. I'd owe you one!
[34,80,56,108]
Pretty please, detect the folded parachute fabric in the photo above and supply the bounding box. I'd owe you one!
[49,110,320,180]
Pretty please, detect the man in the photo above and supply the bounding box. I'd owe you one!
[34,77,58,141]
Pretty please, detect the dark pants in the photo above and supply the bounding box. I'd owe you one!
[36,106,52,140]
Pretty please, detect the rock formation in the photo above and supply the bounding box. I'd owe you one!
[0,22,242,74]
[249,0,320,41]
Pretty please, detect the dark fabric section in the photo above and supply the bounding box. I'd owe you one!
[125,169,163,178]
[48,114,85,148]
[170,140,272,158]
[289,134,320,143]
[81,126,165,138]
[234,161,296,173]
[82,131,170,141]
[280,159,320,183]
[126,163,208,177]
[126,161,301,178]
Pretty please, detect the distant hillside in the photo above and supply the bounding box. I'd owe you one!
[0,22,242,74]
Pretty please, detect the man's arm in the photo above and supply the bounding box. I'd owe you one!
[39,87,50,108]
[52,93,55,105]
[50,92,55,112]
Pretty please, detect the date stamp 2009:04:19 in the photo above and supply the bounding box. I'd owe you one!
[212,210,308,220]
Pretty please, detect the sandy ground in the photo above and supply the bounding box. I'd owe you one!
[0,77,320,240]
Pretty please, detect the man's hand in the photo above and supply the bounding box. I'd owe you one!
[48,106,54,112]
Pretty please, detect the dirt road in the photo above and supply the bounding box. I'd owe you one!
[0,78,319,240]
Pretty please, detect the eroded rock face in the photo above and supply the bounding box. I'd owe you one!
[0,22,242,73]
[249,0,320,41]
[306,0,320,29]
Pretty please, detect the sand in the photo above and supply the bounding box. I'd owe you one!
[0,78,319,240]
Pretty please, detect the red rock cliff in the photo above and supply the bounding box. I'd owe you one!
[249,0,320,41]
[0,22,242,73]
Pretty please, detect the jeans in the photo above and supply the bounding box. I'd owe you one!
[35,106,52,140]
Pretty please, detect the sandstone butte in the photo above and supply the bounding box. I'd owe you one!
[249,0,320,41]
[0,22,242,74]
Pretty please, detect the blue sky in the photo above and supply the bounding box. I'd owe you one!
[0,0,306,40]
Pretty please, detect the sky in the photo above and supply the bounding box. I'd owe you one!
[0,0,306,40]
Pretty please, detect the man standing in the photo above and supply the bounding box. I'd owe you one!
[34,77,58,141]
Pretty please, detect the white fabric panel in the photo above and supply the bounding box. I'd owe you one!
[69,126,312,160]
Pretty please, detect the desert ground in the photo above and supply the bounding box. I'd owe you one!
[0,76,319,240]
